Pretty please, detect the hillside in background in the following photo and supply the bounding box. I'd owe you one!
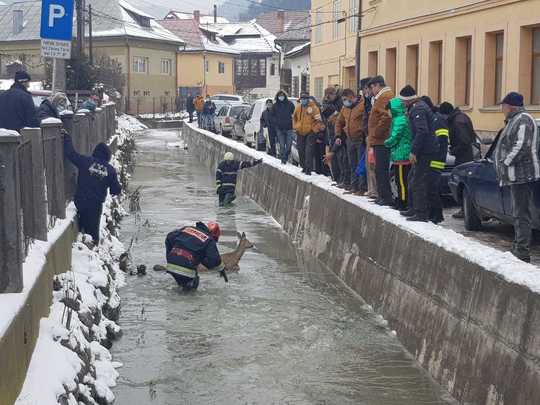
[219,0,310,22]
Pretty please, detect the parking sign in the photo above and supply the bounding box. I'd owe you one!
[40,0,74,59]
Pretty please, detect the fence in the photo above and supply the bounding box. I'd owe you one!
[130,96,180,118]
[0,103,117,293]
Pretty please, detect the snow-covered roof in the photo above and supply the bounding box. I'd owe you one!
[285,42,310,58]
[164,10,229,24]
[202,22,279,55]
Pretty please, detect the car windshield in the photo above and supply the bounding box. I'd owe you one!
[230,106,248,116]
[213,95,240,101]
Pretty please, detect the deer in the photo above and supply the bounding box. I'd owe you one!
[197,232,254,273]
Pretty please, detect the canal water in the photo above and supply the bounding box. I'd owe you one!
[112,128,454,405]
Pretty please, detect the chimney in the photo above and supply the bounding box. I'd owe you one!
[277,10,285,32]
[193,10,200,24]
[12,10,23,34]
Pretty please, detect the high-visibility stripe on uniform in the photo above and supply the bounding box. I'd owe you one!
[435,129,449,137]
[222,172,238,176]
[166,263,197,278]
[398,165,406,201]
[221,183,236,187]
[430,160,445,169]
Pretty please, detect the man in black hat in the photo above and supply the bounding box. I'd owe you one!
[494,92,540,262]
[0,71,39,131]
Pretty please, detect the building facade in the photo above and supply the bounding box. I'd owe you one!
[283,42,310,98]
[311,0,540,133]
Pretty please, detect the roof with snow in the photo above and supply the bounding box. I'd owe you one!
[255,10,310,41]
[0,0,184,45]
[164,10,229,24]
[285,41,310,58]
[158,19,239,55]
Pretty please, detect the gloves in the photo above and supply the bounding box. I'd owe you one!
[253,158,263,166]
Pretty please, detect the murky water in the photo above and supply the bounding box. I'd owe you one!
[112,129,454,405]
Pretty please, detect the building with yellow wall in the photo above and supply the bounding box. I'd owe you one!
[311,0,540,134]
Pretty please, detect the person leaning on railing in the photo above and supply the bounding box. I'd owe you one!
[63,132,121,244]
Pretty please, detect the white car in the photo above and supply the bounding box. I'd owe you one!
[214,104,251,137]
[242,98,298,150]
[210,94,244,112]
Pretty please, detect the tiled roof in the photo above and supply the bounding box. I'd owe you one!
[255,10,310,41]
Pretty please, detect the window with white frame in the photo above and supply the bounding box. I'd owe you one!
[133,56,149,74]
[314,77,324,100]
[332,0,341,40]
[161,58,172,75]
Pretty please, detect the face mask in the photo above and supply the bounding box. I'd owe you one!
[300,99,308,107]
[343,99,352,108]
[278,95,285,101]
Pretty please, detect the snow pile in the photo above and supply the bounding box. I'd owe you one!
[117,113,147,133]
[186,123,540,293]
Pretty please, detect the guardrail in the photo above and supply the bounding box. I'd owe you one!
[0,103,117,293]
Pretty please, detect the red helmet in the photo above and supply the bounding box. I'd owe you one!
[207,222,221,241]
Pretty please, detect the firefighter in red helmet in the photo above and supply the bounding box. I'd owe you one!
[165,221,228,290]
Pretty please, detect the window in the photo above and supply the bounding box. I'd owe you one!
[236,59,249,76]
[349,0,359,33]
[406,44,419,91]
[270,63,276,76]
[133,56,149,74]
[259,58,266,76]
[314,77,324,100]
[484,31,504,106]
[314,9,322,44]
[205,59,209,72]
[455,36,472,107]
[161,59,172,75]
[218,106,228,116]
[218,61,225,74]
[332,0,341,40]
[385,48,397,91]
[292,76,299,97]
[368,51,378,77]
[532,28,540,105]
[428,41,443,104]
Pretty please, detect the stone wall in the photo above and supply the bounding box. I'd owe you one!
[184,124,540,405]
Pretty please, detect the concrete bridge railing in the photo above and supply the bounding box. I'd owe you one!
[0,103,117,294]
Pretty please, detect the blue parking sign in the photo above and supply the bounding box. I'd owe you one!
[40,0,74,41]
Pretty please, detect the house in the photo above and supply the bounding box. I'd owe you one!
[311,0,540,134]
[283,42,310,98]
[159,11,238,98]
[255,10,310,53]
[0,0,184,114]
[201,21,281,99]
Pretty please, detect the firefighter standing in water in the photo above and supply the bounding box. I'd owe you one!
[165,221,229,290]
[216,152,262,206]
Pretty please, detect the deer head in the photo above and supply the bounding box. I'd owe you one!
[236,231,254,250]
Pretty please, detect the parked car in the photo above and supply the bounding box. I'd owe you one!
[214,104,250,137]
[449,121,540,231]
[210,94,244,112]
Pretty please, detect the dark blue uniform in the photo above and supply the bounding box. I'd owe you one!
[165,222,224,290]
[429,112,449,223]
[216,159,262,206]
[0,83,39,131]
[64,135,121,242]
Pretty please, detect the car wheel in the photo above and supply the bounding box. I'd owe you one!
[463,187,482,231]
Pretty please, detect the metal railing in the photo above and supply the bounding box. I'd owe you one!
[0,103,117,293]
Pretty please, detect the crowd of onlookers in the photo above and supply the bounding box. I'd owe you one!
[185,75,540,263]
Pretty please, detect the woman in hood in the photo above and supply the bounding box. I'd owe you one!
[271,90,296,164]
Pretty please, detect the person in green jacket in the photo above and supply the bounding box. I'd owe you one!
[384,98,412,210]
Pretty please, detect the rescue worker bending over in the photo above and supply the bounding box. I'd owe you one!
[216,152,262,206]
[165,222,228,291]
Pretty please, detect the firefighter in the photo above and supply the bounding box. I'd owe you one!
[165,221,228,290]
[216,152,262,206]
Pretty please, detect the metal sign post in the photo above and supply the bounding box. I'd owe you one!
[40,0,74,90]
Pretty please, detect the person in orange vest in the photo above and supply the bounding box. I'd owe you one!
[193,94,205,127]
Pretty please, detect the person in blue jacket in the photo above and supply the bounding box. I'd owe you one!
[64,134,121,243]
[165,221,228,290]
[216,152,262,206]
[0,71,39,131]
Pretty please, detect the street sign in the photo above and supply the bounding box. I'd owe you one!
[40,0,74,60]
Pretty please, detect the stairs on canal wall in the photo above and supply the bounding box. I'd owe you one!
[184,123,540,405]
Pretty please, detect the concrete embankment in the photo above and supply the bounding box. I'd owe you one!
[184,124,540,405]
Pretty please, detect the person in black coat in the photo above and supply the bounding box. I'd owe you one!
[321,87,345,182]
[0,71,39,131]
[216,152,262,206]
[37,93,69,121]
[271,90,296,164]
[186,92,195,123]
[64,134,121,243]
[260,99,277,156]
[439,102,476,165]
[399,86,439,222]
[165,221,228,290]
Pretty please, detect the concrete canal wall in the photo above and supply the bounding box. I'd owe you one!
[184,123,540,405]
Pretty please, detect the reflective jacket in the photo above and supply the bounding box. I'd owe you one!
[408,100,440,158]
[431,112,449,171]
[216,159,260,193]
[293,101,324,136]
[165,222,223,279]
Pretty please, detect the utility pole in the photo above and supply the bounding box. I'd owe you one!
[213,4,217,23]
[76,0,85,58]
[355,0,363,93]
[88,4,93,65]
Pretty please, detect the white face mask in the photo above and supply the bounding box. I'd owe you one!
[278,96,285,102]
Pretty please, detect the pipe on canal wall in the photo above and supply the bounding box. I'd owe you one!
[184,123,540,405]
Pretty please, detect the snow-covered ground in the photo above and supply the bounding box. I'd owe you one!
[187,123,540,293]
[137,111,189,120]
[12,114,145,405]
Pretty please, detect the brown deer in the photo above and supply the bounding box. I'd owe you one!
[197,232,254,273]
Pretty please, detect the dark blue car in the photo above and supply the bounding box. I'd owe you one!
[449,121,540,231]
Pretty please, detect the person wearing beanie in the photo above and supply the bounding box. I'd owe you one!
[216,152,263,206]
[398,85,440,222]
[494,92,540,262]
[368,75,394,206]
[0,70,39,131]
